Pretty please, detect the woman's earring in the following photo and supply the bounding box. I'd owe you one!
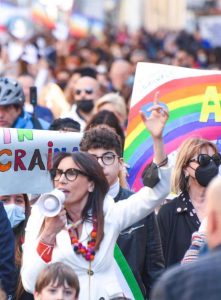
[184,173,189,182]
[184,173,189,187]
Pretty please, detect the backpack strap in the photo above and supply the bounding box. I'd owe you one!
[31,116,43,129]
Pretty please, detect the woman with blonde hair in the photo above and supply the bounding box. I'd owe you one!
[38,83,71,118]
[157,137,221,267]
[93,93,128,129]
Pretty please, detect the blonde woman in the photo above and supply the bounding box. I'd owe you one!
[93,93,128,130]
[157,137,220,267]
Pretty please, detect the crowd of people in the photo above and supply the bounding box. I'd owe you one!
[0,24,221,300]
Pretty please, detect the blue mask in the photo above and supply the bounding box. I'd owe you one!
[4,204,25,228]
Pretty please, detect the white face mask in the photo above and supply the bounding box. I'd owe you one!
[4,204,25,228]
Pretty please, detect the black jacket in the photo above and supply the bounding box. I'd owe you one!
[157,192,200,268]
[115,187,165,299]
[0,201,16,298]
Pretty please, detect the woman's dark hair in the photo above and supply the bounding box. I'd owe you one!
[85,110,125,147]
[13,194,30,267]
[51,152,109,249]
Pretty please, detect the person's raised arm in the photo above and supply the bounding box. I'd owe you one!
[140,91,168,166]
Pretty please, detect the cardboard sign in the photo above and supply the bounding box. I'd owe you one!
[0,128,82,195]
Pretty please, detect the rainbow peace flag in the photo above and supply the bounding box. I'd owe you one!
[69,13,104,39]
[124,63,221,191]
[69,13,89,38]
[31,3,56,29]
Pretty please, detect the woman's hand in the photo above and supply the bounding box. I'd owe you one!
[140,91,169,139]
[40,208,67,245]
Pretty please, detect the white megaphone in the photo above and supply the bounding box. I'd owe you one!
[37,189,66,217]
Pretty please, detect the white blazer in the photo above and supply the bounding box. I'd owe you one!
[21,166,171,300]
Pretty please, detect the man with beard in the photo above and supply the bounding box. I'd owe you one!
[64,76,102,130]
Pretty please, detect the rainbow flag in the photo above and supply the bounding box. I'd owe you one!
[69,13,104,39]
[69,13,89,38]
[124,63,221,191]
[31,3,56,29]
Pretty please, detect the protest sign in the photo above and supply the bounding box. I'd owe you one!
[0,128,82,195]
[124,62,221,191]
[198,15,221,47]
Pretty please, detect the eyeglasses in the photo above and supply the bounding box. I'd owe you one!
[92,152,120,166]
[50,168,88,181]
[189,154,221,167]
[75,88,93,95]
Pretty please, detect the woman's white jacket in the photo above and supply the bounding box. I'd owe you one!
[21,166,171,300]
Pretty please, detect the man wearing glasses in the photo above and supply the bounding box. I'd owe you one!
[80,125,165,299]
[64,76,103,131]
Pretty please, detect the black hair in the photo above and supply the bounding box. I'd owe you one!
[85,110,125,148]
[71,66,98,79]
[80,124,123,157]
[49,118,81,132]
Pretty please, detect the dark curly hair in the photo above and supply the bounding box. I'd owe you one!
[85,110,125,147]
[80,124,123,157]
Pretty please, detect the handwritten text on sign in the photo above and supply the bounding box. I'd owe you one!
[0,128,82,195]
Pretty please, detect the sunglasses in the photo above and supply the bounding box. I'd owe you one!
[189,153,221,167]
[75,88,93,95]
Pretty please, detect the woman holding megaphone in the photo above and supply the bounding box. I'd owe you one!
[21,101,171,300]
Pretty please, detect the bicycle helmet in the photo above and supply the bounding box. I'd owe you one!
[0,77,25,107]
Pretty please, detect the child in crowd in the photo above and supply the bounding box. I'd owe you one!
[34,262,80,300]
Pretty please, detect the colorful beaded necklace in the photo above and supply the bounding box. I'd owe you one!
[68,218,97,262]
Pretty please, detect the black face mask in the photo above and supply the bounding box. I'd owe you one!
[142,162,160,188]
[194,161,219,187]
[76,99,94,113]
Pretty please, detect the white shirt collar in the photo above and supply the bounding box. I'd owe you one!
[108,179,120,199]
